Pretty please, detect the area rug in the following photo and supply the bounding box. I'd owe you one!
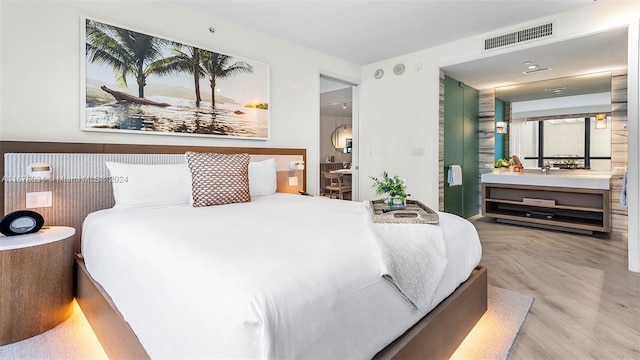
[451,285,534,360]
[0,286,532,359]
[0,301,108,359]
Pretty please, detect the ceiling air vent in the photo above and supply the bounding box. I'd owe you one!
[484,23,553,51]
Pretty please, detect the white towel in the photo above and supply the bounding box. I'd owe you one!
[448,165,462,186]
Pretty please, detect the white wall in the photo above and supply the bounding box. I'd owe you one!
[360,1,639,206]
[0,0,360,194]
[360,1,640,271]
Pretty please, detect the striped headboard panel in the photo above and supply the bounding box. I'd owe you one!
[1,141,306,252]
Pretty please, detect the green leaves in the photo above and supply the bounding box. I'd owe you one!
[494,158,512,168]
[370,171,407,200]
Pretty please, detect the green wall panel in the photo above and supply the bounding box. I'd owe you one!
[462,86,479,218]
[444,76,464,216]
[443,75,479,218]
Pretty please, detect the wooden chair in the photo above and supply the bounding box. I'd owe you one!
[323,172,352,200]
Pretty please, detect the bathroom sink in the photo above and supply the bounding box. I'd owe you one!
[481,170,611,189]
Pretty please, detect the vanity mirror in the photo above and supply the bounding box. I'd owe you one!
[332,125,352,153]
[495,72,612,171]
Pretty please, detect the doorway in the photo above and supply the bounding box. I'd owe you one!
[319,75,358,200]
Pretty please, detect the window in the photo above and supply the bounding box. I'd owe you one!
[523,116,611,171]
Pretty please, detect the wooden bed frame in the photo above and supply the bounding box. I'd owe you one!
[77,257,486,360]
[1,141,487,359]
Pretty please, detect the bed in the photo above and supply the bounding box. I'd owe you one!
[0,141,487,360]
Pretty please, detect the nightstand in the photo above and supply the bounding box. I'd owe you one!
[0,226,75,345]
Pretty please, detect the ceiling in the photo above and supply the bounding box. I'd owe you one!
[320,82,352,117]
[179,0,599,65]
[494,71,613,103]
[443,27,628,97]
[179,1,629,100]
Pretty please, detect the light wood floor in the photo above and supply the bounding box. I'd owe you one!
[472,217,640,359]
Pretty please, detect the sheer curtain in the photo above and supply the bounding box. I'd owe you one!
[509,118,527,161]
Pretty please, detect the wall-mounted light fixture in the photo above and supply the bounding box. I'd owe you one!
[496,121,508,134]
[595,113,607,129]
[320,100,352,109]
[26,162,52,179]
[290,160,305,170]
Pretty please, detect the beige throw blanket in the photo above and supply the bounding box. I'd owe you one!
[364,202,448,314]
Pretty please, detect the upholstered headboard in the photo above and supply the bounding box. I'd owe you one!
[1,141,306,251]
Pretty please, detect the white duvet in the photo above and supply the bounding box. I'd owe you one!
[81,193,481,359]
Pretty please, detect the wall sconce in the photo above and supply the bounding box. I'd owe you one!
[26,162,52,179]
[595,114,607,129]
[290,160,305,170]
[496,121,508,134]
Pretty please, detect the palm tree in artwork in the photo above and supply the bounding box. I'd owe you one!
[200,51,253,108]
[158,45,206,105]
[85,19,173,98]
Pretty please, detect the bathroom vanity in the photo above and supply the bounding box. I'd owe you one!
[481,170,611,235]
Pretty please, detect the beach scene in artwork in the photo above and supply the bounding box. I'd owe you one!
[84,19,269,139]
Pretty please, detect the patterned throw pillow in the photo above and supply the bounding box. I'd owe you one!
[185,152,251,207]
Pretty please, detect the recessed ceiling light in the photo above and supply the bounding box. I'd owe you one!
[544,86,567,92]
[527,64,539,70]
[523,67,552,74]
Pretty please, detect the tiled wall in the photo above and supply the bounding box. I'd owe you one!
[610,74,628,240]
[478,89,496,209]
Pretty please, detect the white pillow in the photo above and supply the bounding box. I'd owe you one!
[105,162,192,209]
[248,159,277,196]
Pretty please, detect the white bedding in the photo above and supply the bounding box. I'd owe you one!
[81,193,481,359]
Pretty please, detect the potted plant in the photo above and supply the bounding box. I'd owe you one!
[494,158,512,172]
[370,171,408,208]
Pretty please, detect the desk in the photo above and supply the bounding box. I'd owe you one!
[329,168,352,175]
[330,168,352,185]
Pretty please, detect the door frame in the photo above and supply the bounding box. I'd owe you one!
[317,71,361,200]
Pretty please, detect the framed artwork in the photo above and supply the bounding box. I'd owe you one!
[81,17,270,140]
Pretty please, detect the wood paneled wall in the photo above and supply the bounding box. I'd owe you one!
[1,142,306,252]
[438,71,445,211]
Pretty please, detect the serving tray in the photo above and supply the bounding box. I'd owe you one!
[369,199,439,224]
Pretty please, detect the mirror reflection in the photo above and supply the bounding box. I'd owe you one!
[495,72,612,171]
[332,125,352,153]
